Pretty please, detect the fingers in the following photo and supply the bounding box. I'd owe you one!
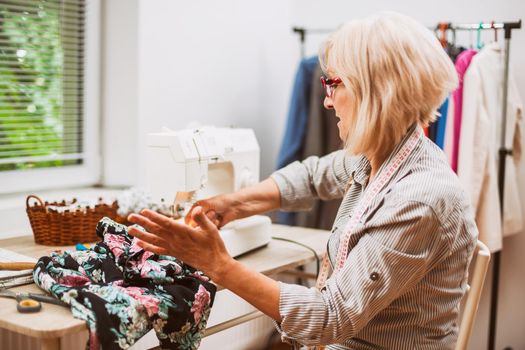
[184,205,197,225]
[133,209,189,235]
[128,212,165,234]
[135,239,170,255]
[184,205,206,227]
[128,226,167,248]
[131,209,172,227]
[186,206,221,228]
[192,206,217,232]
[205,209,216,221]
[206,211,222,227]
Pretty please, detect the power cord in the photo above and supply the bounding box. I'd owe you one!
[271,236,320,279]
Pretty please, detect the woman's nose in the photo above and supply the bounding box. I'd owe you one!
[324,97,334,109]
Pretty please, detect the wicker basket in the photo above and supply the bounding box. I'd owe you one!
[25,194,124,246]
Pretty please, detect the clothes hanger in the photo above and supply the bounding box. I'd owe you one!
[491,20,498,42]
[438,22,448,48]
[476,21,484,50]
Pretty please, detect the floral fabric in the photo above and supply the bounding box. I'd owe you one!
[33,217,216,350]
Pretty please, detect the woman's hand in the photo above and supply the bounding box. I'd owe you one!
[129,204,282,321]
[186,178,282,228]
[127,207,234,281]
[185,194,239,228]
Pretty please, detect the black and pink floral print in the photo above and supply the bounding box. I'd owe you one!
[33,217,216,350]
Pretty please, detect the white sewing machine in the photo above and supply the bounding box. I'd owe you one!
[145,126,271,258]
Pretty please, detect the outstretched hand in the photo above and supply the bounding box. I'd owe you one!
[127,207,233,280]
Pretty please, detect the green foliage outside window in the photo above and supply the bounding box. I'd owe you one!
[0,0,84,171]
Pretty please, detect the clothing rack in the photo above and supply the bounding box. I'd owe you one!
[292,27,330,58]
[441,20,521,350]
[292,19,522,350]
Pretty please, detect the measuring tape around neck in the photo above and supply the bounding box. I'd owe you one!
[315,126,423,291]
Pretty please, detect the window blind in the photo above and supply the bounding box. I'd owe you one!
[0,0,85,171]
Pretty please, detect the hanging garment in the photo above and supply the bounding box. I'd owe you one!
[435,97,450,149]
[451,49,478,173]
[428,41,458,149]
[428,120,438,144]
[276,56,319,226]
[33,217,216,350]
[276,56,319,169]
[458,42,523,252]
[295,64,342,230]
[427,97,450,149]
[447,46,467,63]
[443,97,456,164]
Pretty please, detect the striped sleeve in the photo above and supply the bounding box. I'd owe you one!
[276,200,451,346]
[270,150,354,211]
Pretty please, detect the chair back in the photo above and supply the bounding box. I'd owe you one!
[455,240,491,350]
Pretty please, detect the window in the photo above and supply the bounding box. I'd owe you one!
[0,0,100,194]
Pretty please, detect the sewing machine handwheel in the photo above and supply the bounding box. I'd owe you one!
[17,298,42,313]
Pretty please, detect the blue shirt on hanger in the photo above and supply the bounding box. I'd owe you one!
[276,56,319,169]
[275,56,319,226]
[435,97,449,149]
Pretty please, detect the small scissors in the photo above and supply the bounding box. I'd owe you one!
[0,289,68,313]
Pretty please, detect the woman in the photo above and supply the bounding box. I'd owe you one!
[128,12,478,349]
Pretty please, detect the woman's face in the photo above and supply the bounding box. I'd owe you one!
[323,75,353,142]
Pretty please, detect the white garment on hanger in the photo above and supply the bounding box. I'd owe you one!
[458,42,523,252]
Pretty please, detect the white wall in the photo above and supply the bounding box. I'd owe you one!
[135,0,298,184]
[101,0,525,349]
[101,0,139,186]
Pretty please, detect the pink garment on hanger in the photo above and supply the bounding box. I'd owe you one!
[451,49,477,172]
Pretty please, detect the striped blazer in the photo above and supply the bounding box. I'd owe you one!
[271,125,478,349]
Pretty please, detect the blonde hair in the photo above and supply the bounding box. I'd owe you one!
[319,12,458,158]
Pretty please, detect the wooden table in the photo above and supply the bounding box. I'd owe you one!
[0,224,328,350]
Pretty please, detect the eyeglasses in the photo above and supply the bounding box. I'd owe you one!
[320,76,342,98]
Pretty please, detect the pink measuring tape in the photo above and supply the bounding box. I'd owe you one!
[315,126,423,291]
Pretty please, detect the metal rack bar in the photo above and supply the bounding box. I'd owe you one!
[491,19,520,350]
[292,20,522,54]
[435,20,521,31]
